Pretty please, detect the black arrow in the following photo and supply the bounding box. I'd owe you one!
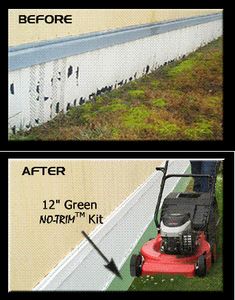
[81,230,122,279]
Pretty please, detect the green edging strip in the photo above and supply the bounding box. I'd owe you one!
[107,166,191,291]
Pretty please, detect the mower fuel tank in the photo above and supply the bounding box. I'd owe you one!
[160,213,197,255]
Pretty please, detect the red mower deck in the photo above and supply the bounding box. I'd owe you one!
[141,232,212,277]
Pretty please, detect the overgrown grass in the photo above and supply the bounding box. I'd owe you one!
[11,37,223,141]
[128,170,223,291]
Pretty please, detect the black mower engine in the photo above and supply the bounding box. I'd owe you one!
[160,213,198,255]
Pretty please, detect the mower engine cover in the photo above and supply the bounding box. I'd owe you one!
[160,213,198,255]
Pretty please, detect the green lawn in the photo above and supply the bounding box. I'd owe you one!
[11,37,223,141]
[128,172,223,291]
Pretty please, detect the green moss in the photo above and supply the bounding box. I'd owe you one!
[208,96,221,104]
[67,100,105,124]
[128,89,145,99]
[111,128,121,139]
[193,52,204,60]
[168,59,196,77]
[123,106,151,130]
[80,101,93,111]
[156,121,180,137]
[108,89,124,99]
[9,134,37,141]
[95,96,105,104]
[127,81,138,88]
[152,98,167,108]
[65,107,79,119]
[75,102,94,117]
[151,80,160,88]
[67,98,127,122]
[184,119,213,139]
[99,100,127,113]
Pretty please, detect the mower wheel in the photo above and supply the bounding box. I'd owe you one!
[130,254,143,277]
[195,255,207,277]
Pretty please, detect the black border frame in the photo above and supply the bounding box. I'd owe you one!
[1,151,234,299]
[2,2,230,150]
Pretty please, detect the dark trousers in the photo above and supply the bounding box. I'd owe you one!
[190,161,219,192]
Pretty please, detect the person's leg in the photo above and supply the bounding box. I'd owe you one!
[190,161,202,192]
[201,161,218,192]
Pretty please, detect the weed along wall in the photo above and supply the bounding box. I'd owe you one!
[9,159,191,291]
[8,9,223,133]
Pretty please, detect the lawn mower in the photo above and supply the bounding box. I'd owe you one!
[130,161,219,278]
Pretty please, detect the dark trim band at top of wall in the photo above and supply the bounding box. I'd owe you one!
[9,13,222,71]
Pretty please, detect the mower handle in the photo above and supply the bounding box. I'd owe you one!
[165,174,213,178]
[165,173,213,181]
[164,174,214,193]
[154,161,169,228]
[154,164,216,229]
